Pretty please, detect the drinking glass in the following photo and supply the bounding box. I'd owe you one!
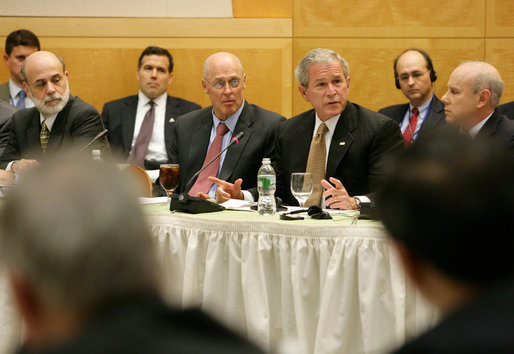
[290,172,313,208]
[159,164,180,202]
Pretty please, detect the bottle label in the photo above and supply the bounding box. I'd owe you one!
[258,176,276,189]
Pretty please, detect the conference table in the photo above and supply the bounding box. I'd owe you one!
[0,202,438,354]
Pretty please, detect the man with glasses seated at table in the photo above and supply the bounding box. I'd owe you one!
[379,49,447,147]
[170,52,285,199]
[212,48,403,211]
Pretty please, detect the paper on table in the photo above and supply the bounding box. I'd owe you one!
[140,196,167,204]
[221,198,257,211]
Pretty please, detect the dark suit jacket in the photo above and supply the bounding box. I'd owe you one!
[393,278,514,353]
[497,101,514,120]
[274,102,404,205]
[378,96,446,142]
[17,294,263,354]
[170,102,285,194]
[101,95,201,164]
[0,95,108,169]
[0,100,17,128]
[0,82,10,104]
[476,109,514,158]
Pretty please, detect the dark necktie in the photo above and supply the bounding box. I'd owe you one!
[127,101,155,167]
[305,123,329,206]
[40,120,49,154]
[16,90,26,109]
[403,107,419,147]
[189,123,230,196]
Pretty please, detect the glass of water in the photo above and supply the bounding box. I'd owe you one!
[290,172,313,208]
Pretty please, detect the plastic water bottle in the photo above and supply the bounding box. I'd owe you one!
[257,158,276,215]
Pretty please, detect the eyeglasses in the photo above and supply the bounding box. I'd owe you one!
[398,70,429,82]
[211,79,241,90]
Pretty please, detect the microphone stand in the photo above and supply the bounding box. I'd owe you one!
[170,132,244,214]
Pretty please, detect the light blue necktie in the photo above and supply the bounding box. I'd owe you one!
[16,90,26,109]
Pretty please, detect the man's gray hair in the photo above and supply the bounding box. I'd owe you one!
[295,48,349,88]
[459,61,504,107]
[0,154,159,311]
[21,53,66,83]
[203,52,244,80]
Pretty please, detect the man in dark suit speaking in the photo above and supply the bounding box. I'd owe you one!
[0,51,108,174]
[170,52,285,199]
[379,49,446,147]
[214,48,403,210]
[101,46,201,169]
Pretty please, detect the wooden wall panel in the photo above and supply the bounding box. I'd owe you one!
[0,18,292,38]
[232,0,292,18]
[293,39,485,115]
[294,0,485,37]
[486,0,514,37]
[0,37,292,117]
[486,39,514,103]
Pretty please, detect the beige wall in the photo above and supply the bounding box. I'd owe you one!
[1,0,513,117]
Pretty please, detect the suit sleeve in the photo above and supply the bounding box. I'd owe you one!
[367,118,404,191]
[0,115,21,169]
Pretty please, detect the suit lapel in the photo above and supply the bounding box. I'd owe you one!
[419,97,445,135]
[164,95,178,159]
[121,96,138,152]
[326,103,357,178]
[27,110,42,155]
[46,96,75,154]
[477,110,500,138]
[189,110,213,172]
[218,103,253,181]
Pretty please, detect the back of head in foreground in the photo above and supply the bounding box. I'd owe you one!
[0,154,159,346]
[377,129,514,291]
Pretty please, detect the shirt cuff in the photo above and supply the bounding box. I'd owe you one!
[242,190,255,202]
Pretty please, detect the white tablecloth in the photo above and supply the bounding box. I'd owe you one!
[146,205,438,354]
[0,205,438,354]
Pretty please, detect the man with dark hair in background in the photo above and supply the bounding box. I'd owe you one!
[377,130,514,353]
[102,46,201,170]
[1,29,40,109]
[379,49,446,147]
[0,154,263,353]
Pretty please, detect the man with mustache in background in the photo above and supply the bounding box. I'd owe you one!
[0,51,108,174]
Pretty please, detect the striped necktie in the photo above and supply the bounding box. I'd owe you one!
[305,123,329,206]
[40,120,50,154]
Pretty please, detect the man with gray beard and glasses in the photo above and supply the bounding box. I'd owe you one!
[0,51,109,174]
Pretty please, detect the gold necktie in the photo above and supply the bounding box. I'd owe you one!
[305,123,328,206]
[40,120,49,154]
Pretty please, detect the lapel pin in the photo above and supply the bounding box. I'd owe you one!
[339,141,346,145]
[169,117,175,123]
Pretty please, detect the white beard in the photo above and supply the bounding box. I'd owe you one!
[30,80,70,118]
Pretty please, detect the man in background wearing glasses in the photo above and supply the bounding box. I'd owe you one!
[170,52,285,199]
[379,49,447,147]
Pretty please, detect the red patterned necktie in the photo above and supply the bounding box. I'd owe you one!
[403,107,419,147]
[189,123,230,196]
[127,101,155,167]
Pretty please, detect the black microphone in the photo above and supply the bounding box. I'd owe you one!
[78,129,108,152]
[170,131,244,214]
[184,131,244,193]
